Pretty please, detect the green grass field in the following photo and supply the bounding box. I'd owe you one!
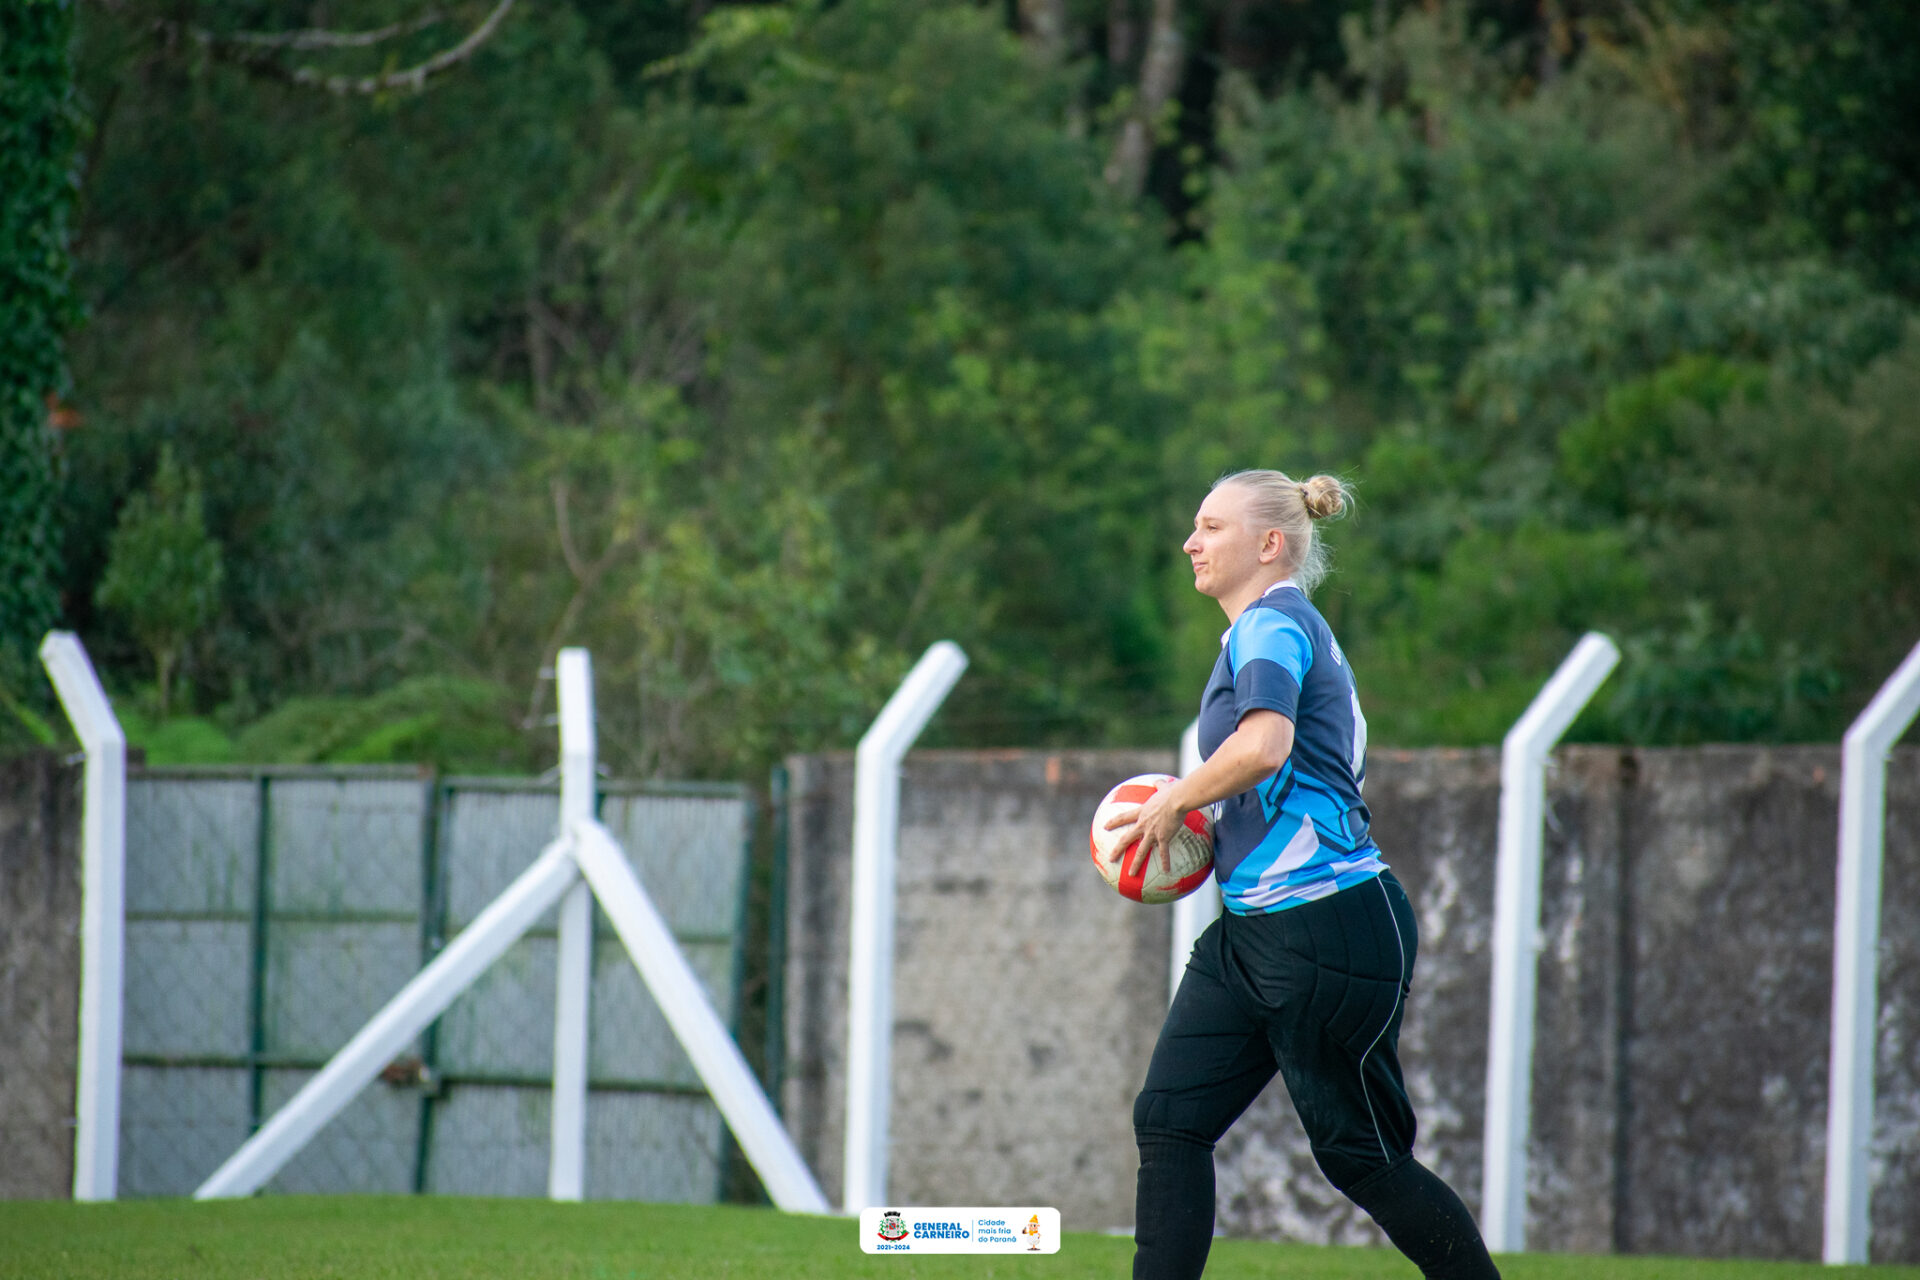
[2,1199,1916,1280]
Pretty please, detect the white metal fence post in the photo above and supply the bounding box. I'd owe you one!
[1481,631,1618,1254]
[570,818,829,1214]
[39,632,127,1203]
[549,648,596,1201]
[196,839,582,1199]
[842,641,968,1214]
[1824,639,1920,1265]
[1169,718,1221,1003]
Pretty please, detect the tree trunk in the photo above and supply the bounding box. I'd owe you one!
[1218,0,1260,74]
[1105,0,1183,197]
[1018,0,1069,60]
[1370,0,1389,112]
[155,644,176,719]
[1107,0,1137,67]
[1537,0,1566,87]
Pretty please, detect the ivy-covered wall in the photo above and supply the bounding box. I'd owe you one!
[0,0,81,684]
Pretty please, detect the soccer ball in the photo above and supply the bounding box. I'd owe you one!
[1089,773,1214,904]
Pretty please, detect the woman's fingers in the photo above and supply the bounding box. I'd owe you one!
[1125,829,1159,878]
[1109,787,1190,881]
[1112,794,1182,878]
[1105,806,1145,877]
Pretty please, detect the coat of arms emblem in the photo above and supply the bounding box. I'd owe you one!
[878,1210,909,1242]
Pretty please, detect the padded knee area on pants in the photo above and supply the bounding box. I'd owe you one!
[1134,1091,1214,1149]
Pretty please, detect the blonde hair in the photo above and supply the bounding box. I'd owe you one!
[1212,469,1350,594]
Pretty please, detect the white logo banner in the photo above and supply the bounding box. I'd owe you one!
[859,1207,1061,1254]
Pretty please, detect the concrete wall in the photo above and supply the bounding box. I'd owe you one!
[782,750,1176,1226]
[782,745,1920,1264]
[0,752,84,1198]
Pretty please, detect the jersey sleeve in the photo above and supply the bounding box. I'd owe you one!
[1227,607,1313,723]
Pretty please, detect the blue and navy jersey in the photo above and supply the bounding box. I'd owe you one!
[1198,581,1385,914]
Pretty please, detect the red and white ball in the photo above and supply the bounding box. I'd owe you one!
[1089,773,1214,904]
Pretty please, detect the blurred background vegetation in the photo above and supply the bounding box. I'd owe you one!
[5,0,1918,776]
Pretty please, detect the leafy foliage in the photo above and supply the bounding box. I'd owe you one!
[234,674,528,769]
[94,447,225,716]
[0,0,82,724]
[1713,0,1920,295]
[42,0,1920,769]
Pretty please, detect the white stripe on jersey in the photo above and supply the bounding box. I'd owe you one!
[1237,814,1321,910]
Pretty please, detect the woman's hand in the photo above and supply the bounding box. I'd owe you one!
[1103,784,1190,879]
[1099,710,1295,883]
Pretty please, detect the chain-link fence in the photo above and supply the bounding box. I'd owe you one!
[118,765,752,1200]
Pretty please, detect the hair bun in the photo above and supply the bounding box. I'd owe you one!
[1300,474,1348,521]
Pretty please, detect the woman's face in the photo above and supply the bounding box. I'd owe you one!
[1183,484,1284,601]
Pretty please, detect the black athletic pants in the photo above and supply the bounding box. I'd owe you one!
[1132,870,1499,1280]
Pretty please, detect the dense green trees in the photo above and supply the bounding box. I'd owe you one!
[13,0,1919,771]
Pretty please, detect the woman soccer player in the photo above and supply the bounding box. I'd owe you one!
[1102,470,1500,1280]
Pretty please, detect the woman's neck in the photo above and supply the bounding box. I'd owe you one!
[1220,574,1294,624]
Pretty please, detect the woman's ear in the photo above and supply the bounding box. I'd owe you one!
[1260,529,1287,565]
